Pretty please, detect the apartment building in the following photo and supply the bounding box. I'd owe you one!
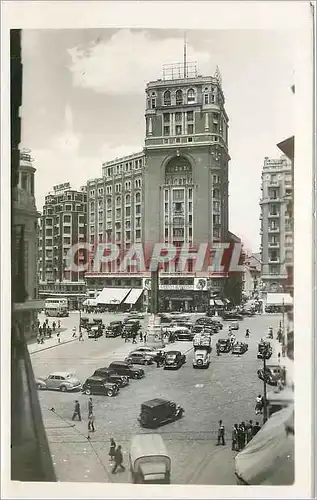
[85,61,231,312]
[38,183,87,308]
[260,155,293,292]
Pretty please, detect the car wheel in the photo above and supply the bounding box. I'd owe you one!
[106,390,114,397]
[84,388,91,395]
[37,383,44,390]
[133,373,139,379]
[60,385,67,392]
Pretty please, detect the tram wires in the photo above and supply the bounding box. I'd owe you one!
[44,405,114,483]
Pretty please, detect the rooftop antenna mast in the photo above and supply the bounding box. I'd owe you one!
[183,32,187,78]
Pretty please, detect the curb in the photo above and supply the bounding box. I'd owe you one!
[29,337,77,355]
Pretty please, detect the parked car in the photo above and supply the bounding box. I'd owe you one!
[122,320,141,337]
[192,325,204,334]
[257,341,273,359]
[231,342,248,355]
[124,313,145,321]
[125,352,154,365]
[216,338,232,353]
[108,321,123,335]
[36,372,81,392]
[130,346,162,358]
[223,312,244,321]
[138,398,184,428]
[88,325,103,338]
[80,317,90,329]
[92,318,105,329]
[174,328,194,341]
[195,317,214,326]
[108,361,145,379]
[158,314,173,324]
[163,350,186,370]
[92,367,129,387]
[257,365,283,385]
[129,434,171,484]
[104,325,121,337]
[82,376,119,396]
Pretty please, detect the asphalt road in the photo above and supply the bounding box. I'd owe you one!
[30,312,283,484]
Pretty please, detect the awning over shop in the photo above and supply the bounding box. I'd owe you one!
[266,293,293,306]
[235,405,294,485]
[215,299,224,306]
[96,288,131,305]
[82,298,97,306]
[123,288,144,305]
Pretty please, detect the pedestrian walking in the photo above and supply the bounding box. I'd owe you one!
[238,422,246,450]
[217,420,226,445]
[45,318,49,325]
[72,326,77,338]
[132,333,137,344]
[88,397,93,415]
[57,319,61,329]
[42,322,47,333]
[40,334,45,344]
[52,321,56,332]
[111,445,125,474]
[109,438,116,461]
[79,330,84,341]
[255,394,263,414]
[88,412,95,432]
[246,420,253,443]
[37,333,41,344]
[56,332,61,343]
[143,333,147,344]
[252,421,261,437]
[139,330,143,342]
[47,326,52,338]
[231,424,239,451]
[72,400,81,421]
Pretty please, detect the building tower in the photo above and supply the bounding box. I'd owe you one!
[260,155,293,292]
[144,59,230,251]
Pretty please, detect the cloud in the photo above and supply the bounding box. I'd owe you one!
[68,29,212,94]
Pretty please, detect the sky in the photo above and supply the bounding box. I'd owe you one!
[20,28,295,252]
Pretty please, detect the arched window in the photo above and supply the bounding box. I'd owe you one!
[187,88,196,104]
[163,90,171,106]
[135,192,141,204]
[125,194,131,205]
[116,196,121,206]
[176,89,183,105]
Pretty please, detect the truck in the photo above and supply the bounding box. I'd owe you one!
[192,334,212,369]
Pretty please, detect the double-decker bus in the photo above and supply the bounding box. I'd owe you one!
[44,297,69,317]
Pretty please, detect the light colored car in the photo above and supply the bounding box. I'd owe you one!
[131,347,163,358]
[125,352,154,365]
[36,372,82,392]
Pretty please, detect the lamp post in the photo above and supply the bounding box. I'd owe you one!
[262,348,268,424]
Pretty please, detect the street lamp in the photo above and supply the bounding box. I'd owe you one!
[262,343,271,424]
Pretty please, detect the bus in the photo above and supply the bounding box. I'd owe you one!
[44,297,69,317]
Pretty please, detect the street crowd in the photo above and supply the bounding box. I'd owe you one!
[216,419,262,452]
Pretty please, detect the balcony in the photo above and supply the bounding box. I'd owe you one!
[268,242,280,248]
[268,181,280,187]
[268,227,280,233]
[268,258,280,264]
[268,212,280,218]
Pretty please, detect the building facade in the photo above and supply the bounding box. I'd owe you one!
[85,62,231,312]
[38,183,87,309]
[260,155,293,292]
[242,253,261,298]
[12,149,43,340]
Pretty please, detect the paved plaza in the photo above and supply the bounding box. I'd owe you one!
[29,312,284,484]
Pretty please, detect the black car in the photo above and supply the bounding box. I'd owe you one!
[158,314,173,324]
[257,341,272,359]
[231,342,248,355]
[108,361,144,379]
[195,317,214,326]
[92,318,105,329]
[80,317,89,329]
[164,350,186,370]
[108,321,123,335]
[223,312,244,321]
[87,326,103,338]
[217,338,232,353]
[138,398,184,428]
[82,376,119,397]
[257,365,283,385]
[122,320,140,337]
[93,367,129,387]
[174,329,194,341]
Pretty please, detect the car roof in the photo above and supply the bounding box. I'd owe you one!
[95,367,113,372]
[166,351,180,355]
[86,376,107,382]
[49,371,74,377]
[142,398,171,408]
[110,361,127,366]
[266,365,281,369]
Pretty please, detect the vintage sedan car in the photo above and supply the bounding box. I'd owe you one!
[163,350,186,370]
[223,312,244,321]
[228,322,239,331]
[88,326,103,338]
[122,320,141,337]
[257,341,273,359]
[125,352,154,365]
[216,338,232,353]
[108,361,145,379]
[93,367,129,387]
[138,398,184,429]
[257,365,283,385]
[231,342,248,355]
[36,372,81,392]
[130,346,162,358]
[174,328,194,341]
[107,321,123,336]
[82,376,119,396]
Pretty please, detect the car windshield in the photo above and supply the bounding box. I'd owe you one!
[66,373,75,379]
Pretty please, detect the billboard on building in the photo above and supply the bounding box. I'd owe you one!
[194,278,208,290]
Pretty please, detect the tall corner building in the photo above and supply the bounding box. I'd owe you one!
[260,155,293,292]
[38,183,87,309]
[85,61,231,311]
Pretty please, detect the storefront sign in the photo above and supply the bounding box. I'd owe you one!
[194,278,207,290]
[159,284,194,290]
[53,182,71,192]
